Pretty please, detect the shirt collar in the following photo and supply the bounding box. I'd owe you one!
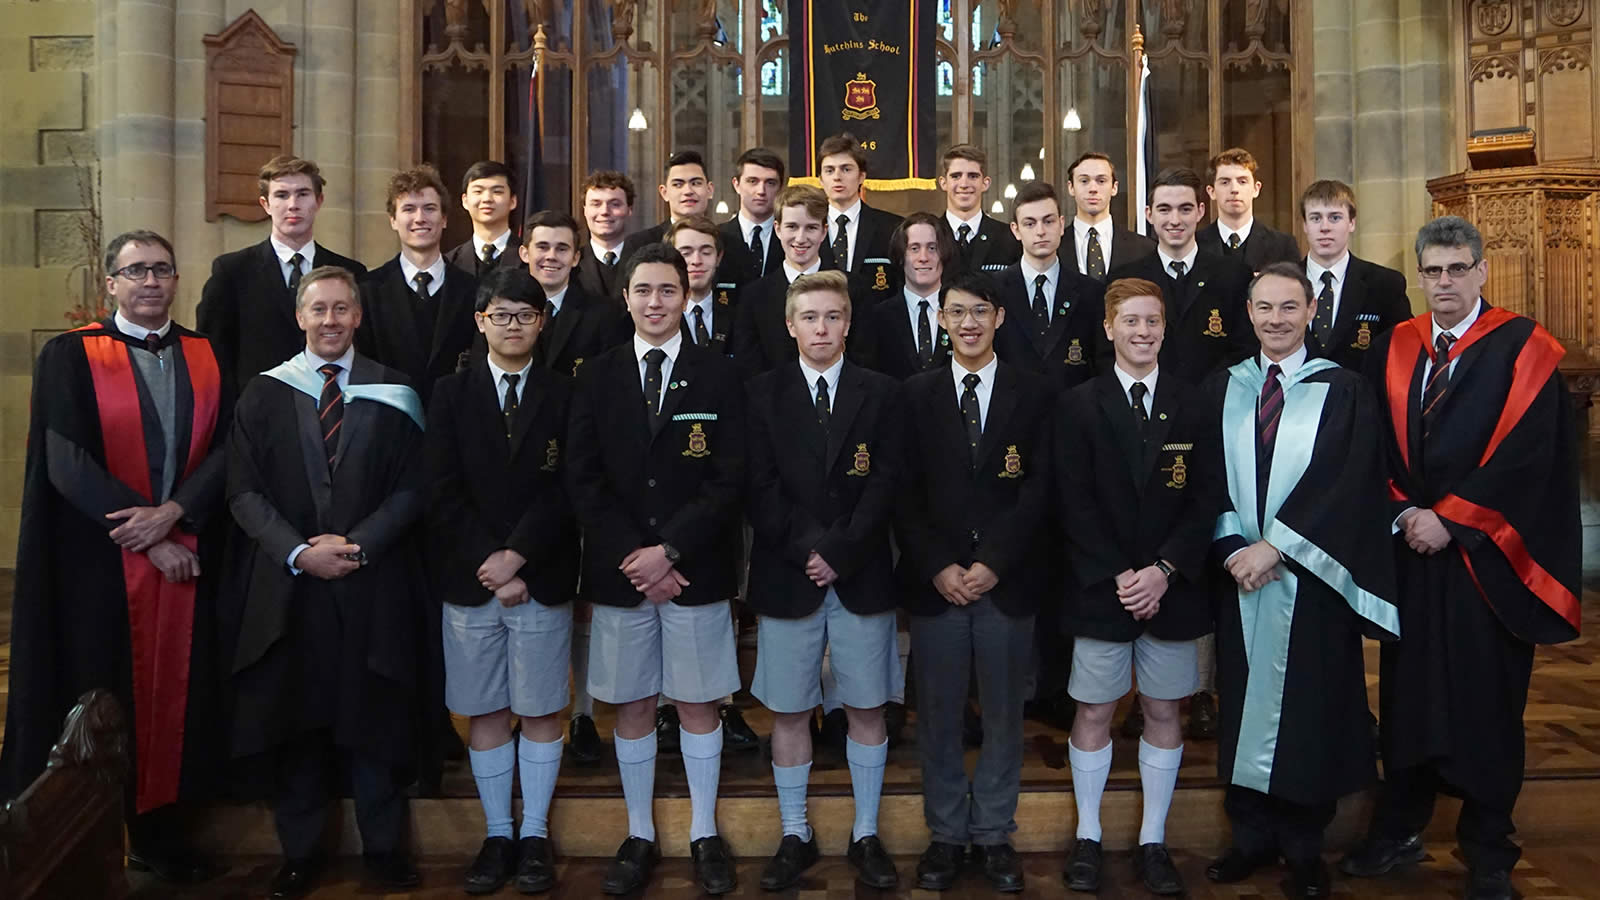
[952,354,999,390]
[945,210,983,235]
[688,292,714,317]
[487,355,534,383]
[473,231,512,257]
[1433,298,1484,343]
[1157,244,1199,275]
[113,310,172,340]
[831,199,862,225]
[783,259,822,282]
[739,213,775,239]
[903,284,939,308]
[799,354,845,396]
[1307,251,1350,286]
[1218,218,1254,244]
[1260,343,1309,378]
[304,343,356,372]
[1020,255,1061,285]
[1074,217,1112,243]
[398,253,447,293]
[271,236,317,266]
[591,237,623,261]
[544,284,569,312]
[634,330,684,364]
[1114,363,1158,399]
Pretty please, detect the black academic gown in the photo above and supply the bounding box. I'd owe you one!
[993,262,1110,391]
[1369,304,1580,810]
[1198,221,1302,271]
[222,355,426,767]
[1208,358,1399,806]
[355,258,479,403]
[0,322,229,812]
[197,240,367,399]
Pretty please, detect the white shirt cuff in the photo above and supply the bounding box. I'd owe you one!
[287,542,310,575]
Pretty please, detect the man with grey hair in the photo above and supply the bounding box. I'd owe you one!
[0,230,229,883]
[224,265,428,897]
[1342,216,1580,900]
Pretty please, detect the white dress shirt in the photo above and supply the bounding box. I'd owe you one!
[398,253,447,296]
[800,354,845,406]
[950,354,1000,429]
[545,284,569,317]
[828,199,862,269]
[473,230,513,262]
[946,210,983,244]
[488,356,533,407]
[591,238,624,265]
[740,213,776,259]
[1020,257,1062,322]
[1157,244,1200,280]
[634,332,684,403]
[1218,218,1255,247]
[783,259,823,283]
[687,293,715,342]
[1306,252,1351,326]
[1073,218,1114,276]
[271,236,318,288]
[1259,343,1309,380]
[903,286,941,348]
[1114,363,1159,417]
[114,310,173,342]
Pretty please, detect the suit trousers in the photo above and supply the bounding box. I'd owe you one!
[273,730,407,862]
[1372,762,1521,874]
[1223,785,1336,864]
[911,596,1034,846]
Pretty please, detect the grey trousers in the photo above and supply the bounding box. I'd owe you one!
[910,596,1034,846]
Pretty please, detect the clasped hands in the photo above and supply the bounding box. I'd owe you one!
[108,500,198,583]
[1225,540,1281,593]
[1398,508,1452,555]
[297,534,363,580]
[622,544,689,604]
[479,548,529,607]
[933,562,999,606]
[1115,564,1169,620]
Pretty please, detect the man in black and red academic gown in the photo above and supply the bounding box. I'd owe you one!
[1341,217,1581,900]
[224,266,427,897]
[1204,263,1399,899]
[0,231,229,884]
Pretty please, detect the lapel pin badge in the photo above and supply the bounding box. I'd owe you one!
[1159,412,1168,420]
[1197,281,1206,288]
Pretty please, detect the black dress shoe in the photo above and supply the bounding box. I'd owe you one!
[463,836,518,894]
[884,700,908,747]
[963,701,985,747]
[515,835,557,894]
[656,705,682,753]
[759,832,819,891]
[126,848,225,884]
[1206,846,1276,883]
[1467,869,1518,900]
[602,836,660,895]
[365,851,422,889]
[720,703,761,753]
[1339,833,1425,877]
[916,840,966,890]
[848,834,899,889]
[268,859,320,899]
[690,835,738,895]
[569,712,604,765]
[1281,857,1331,898]
[1121,703,1146,739]
[1064,837,1102,891]
[1188,691,1218,739]
[971,843,1025,893]
[1134,843,1185,895]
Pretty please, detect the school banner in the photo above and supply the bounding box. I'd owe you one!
[789,1,937,189]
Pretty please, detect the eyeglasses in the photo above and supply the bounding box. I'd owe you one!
[482,310,541,325]
[942,304,995,323]
[1417,261,1478,281]
[112,262,176,281]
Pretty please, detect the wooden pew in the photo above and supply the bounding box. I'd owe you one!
[0,689,129,900]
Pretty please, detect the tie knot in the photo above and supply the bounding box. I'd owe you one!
[816,375,828,393]
[1267,363,1282,380]
[1228,233,1242,250]
[750,225,762,240]
[1320,270,1335,285]
[289,252,305,268]
[692,304,704,319]
[1435,332,1457,356]
[837,214,850,227]
[319,363,342,381]
[414,271,434,292]
[503,372,520,389]
[482,243,498,263]
[1035,273,1048,288]
[958,224,971,238]
[963,373,981,389]
[644,348,666,367]
[1130,381,1147,402]
[918,299,930,312]
[603,250,617,266]
[143,332,162,354]
[1169,260,1187,279]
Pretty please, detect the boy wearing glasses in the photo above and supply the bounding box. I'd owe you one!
[1343,218,1579,900]
[424,268,579,895]
[896,272,1055,894]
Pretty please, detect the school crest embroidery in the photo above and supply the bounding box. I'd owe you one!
[571,357,585,376]
[683,423,710,458]
[1066,338,1086,365]
[541,438,559,472]
[1204,308,1227,338]
[843,72,881,120]
[999,445,1023,478]
[1351,320,1372,350]
[873,265,889,291]
[1163,453,1188,489]
[848,443,871,476]
[717,289,731,306]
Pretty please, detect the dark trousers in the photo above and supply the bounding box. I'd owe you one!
[1223,785,1336,864]
[273,731,407,862]
[1372,762,1520,874]
[911,597,1033,846]
[126,802,193,855]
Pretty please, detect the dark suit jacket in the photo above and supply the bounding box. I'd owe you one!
[680,289,738,356]
[354,258,478,403]
[565,340,745,607]
[856,291,951,380]
[1062,224,1156,280]
[717,218,784,288]
[444,237,521,281]
[1304,255,1412,371]
[1109,249,1256,385]
[197,239,367,398]
[1057,373,1219,642]
[993,262,1109,392]
[822,202,902,307]
[424,362,578,608]
[618,221,670,269]
[948,214,1022,278]
[730,268,799,377]
[532,281,631,378]
[575,243,624,305]
[745,361,902,617]
[1199,221,1301,272]
[895,361,1055,617]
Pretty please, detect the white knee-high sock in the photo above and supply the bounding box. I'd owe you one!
[614,730,657,842]
[469,739,516,839]
[846,736,888,841]
[571,624,595,717]
[1069,739,1113,841]
[680,725,724,842]
[1138,738,1184,845]
[517,734,564,839]
[772,761,813,840]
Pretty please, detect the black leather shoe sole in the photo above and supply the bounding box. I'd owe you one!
[1339,839,1426,877]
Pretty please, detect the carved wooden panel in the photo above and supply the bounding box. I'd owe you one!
[203,11,297,223]
[1463,0,1594,163]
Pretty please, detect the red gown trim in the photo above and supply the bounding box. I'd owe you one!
[80,331,222,813]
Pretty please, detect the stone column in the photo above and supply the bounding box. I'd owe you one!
[300,0,359,256]
[104,0,176,240]
[172,0,227,321]
[355,0,402,264]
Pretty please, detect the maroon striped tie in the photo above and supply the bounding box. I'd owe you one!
[318,363,343,469]
[1258,363,1284,460]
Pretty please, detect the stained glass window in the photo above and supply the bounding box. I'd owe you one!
[936,0,983,97]
[731,0,785,96]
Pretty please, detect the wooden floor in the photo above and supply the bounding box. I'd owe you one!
[129,841,1600,899]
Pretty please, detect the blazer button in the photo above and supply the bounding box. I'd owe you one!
[648,516,658,527]
[647,478,657,487]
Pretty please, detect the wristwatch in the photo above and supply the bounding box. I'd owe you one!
[661,542,682,564]
[1153,560,1175,581]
